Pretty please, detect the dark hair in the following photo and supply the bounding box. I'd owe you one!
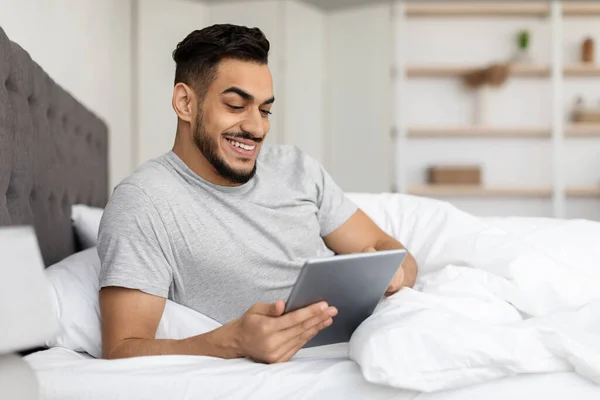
[172,24,270,97]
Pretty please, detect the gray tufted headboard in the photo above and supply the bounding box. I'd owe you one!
[0,26,109,266]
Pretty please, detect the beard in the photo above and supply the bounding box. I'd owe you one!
[192,115,259,185]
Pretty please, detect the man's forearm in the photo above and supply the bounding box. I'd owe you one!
[104,323,241,360]
[374,237,418,288]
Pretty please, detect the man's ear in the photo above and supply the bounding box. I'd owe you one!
[172,82,195,122]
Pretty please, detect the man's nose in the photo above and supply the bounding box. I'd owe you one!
[240,109,266,139]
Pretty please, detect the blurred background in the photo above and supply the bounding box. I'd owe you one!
[2,0,599,220]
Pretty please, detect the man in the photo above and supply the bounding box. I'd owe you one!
[98,24,417,364]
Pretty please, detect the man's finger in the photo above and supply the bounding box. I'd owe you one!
[385,267,405,295]
[278,306,336,343]
[275,301,329,330]
[397,267,405,285]
[252,299,286,317]
[270,299,286,316]
[393,267,405,288]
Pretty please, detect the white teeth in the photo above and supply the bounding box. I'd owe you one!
[227,139,255,151]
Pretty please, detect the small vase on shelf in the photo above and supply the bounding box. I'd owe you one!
[582,37,595,64]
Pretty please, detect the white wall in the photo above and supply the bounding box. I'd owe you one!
[208,0,284,146]
[283,1,326,164]
[0,0,133,190]
[136,0,208,164]
[327,4,393,193]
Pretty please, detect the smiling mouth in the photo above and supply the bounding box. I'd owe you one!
[226,138,256,151]
[224,137,259,158]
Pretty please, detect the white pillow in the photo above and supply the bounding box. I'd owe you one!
[44,248,220,358]
[71,204,104,249]
[345,193,490,275]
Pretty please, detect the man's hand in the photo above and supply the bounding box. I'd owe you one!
[324,209,418,290]
[222,299,337,364]
[362,246,413,296]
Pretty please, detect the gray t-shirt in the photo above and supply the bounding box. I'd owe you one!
[97,145,357,324]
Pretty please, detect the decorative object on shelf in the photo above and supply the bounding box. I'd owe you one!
[572,96,585,118]
[571,96,600,123]
[512,29,532,63]
[463,64,510,88]
[462,64,510,125]
[582,37,595,64]
[427,165,482,186]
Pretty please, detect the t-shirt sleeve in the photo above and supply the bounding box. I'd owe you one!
[304,154,358,237]
[97,183,173,298]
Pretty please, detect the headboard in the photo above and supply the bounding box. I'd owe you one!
[0,26,109,266]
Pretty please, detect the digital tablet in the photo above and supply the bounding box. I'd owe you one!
[284,249,407,348]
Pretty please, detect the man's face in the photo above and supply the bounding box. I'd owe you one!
[193,58,274,185]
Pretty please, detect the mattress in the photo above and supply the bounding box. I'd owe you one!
[25,347,600,400]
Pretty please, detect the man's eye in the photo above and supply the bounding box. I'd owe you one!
[227,105,244,110]
[260,109,272,116]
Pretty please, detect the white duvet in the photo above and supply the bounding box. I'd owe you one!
[346,193,600,392]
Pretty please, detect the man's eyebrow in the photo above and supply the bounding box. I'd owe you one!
[221,87,253,101]
[221,87,275,105]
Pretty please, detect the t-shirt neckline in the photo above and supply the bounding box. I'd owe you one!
[165,151,257,195]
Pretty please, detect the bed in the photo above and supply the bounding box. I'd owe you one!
[2,25,600,400]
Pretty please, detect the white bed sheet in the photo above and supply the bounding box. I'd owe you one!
[26,347,600,400]
[26,346,413,400]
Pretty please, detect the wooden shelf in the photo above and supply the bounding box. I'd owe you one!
[564,64,600,77]
[566,186,600,198]
[566,124,600,137]
[405,2,548,17]
[405,2,600,17]
[406,64,600,78]
[406,125,600,138]
[407,127,551,138]
[407,185,600,198]
[406,64,549,78]
[563,2,600,16]
[408,185,552,198]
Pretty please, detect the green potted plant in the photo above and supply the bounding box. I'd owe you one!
[513,29,531,63]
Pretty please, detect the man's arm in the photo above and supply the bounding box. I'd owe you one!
[99,286,337,362]
[323,209,418,293]
[99,287,229,359]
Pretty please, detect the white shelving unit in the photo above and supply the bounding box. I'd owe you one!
[391,0,600,219]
